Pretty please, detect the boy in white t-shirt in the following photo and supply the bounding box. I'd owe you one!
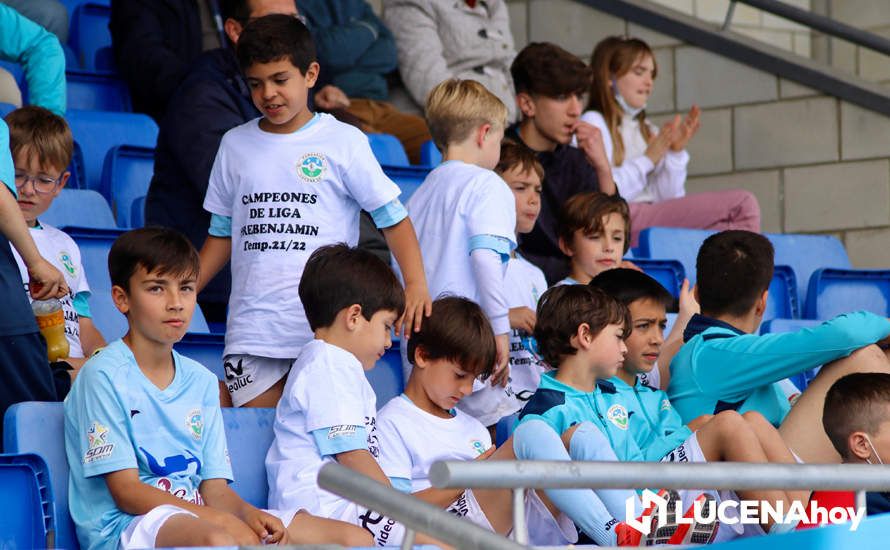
[198,15,430,408]
[406,78,515,390]
[6,106,105,374]
[377,296,577,546]
[266,244,440,547]
[457,141,549,426]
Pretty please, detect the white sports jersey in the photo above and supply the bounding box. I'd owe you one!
[266,339,379,516]
[204,114,401,358]
[458,254,549,426]
[406,160,516,333]
[11,223,90,357]
[376,394,491,492]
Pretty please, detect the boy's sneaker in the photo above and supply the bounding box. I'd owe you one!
[615,490,718,546]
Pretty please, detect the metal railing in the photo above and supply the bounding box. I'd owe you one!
[724,0,890,58]
[429,460,890,544]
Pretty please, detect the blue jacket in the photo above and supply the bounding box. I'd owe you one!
[299,0,398,100]
[668,312,890,426]
[607,376,691,462]
[0,4,65,115]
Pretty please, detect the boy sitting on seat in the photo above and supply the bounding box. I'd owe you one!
[668,230,890,463]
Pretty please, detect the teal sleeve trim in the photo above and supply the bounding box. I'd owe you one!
[468,234,513,262]
[208,214,232,237]
[370,198,408,229]
[311,426,369,456]
[389,477,412,493]
[72,292,91,318]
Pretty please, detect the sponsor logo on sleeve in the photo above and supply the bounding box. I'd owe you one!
[84,421,114,463]
[328,425,357,439]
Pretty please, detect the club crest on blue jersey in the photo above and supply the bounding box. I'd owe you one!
[607,404,629,430]
[186,408,203,440]
[298,153,326,182]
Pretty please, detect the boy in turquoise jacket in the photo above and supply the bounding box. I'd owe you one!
[667,231,890,463]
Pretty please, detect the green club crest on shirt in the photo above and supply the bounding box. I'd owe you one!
[298,153,326,182]
[186,408,203,440]
[607,404,629,430]
[59,251,76,277]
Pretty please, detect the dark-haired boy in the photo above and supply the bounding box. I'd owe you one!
[508,42,617,284]
[669,230,890,463]
[64,228,366,550]
[266,244,439,546]
[198,14,430,409]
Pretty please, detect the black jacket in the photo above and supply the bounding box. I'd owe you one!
[507,125,606,285]
[110,0,205,121]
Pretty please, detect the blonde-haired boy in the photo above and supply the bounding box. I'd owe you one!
[405,79,514,419]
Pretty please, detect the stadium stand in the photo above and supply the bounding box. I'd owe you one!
[99,144,154,227]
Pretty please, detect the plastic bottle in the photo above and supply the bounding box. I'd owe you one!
[32,299,69,362]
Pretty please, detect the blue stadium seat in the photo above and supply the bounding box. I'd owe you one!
[0,453,55,549]
[67,142,86,190]
[130,196,146,228]
[765,264,799,320]
[630,258,685,297]
[766,233,850,307]
[100,145,154,227]
[634,227,715,285]
[61,0,109,15]
[4,402,276,549]
[0,60,25,94]
[383,165,430,203]
[174,333,225,381]
[420,140,442,167]
[66,70,131,112]
[66,110,157,192]
[69,3,113,72]
[0,102,15,117]
[368,133,409,166]
[805,268,890,319]
[3,402,76,550]
[366,343,405,409]
[62,227,210,340]
[40,189,116,230]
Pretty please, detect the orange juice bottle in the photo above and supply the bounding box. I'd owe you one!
[32,299,69,362]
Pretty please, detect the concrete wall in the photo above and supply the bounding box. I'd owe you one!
[500,0,890,268]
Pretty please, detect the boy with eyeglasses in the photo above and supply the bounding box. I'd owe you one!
[6,106,105,377]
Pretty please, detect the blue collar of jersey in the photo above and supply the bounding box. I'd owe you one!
[683,313,746,343]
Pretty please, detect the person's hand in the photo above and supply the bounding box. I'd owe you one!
[244,507,288,545]
[396,281,432,339]
[573,121,610,172]
[28,257,68,300]
[508,307,536,334]
[206,510,261,545]
[678,278,700,319]
[645,116,676,165]
[620,260,643,272]
[314,85,351,110]
[670,105,700,152]
[490,333,511,387]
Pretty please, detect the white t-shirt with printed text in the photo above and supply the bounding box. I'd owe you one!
[203,114,401,358]
[457,254,550,425]
[377,394,492,492]
[265,339,380,516]
[11,224,90,357]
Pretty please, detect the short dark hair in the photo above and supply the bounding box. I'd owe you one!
[823,373,890,460]
[696,230,774,317]
[109,227,200,292]
[220,0,250,24]
[5,106,73,170]
[236,14,315,73]
[511,42,592,97]
[495,139,544,180]
[299,244,405,331]
[558,192,631,254]
[406,296,496,380]
[589,268,673,309]
[534,284,630,367]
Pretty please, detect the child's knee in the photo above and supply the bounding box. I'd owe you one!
[711,410,746,431]
[741,410,768,426]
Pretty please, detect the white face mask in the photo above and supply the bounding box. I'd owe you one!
[864,433,884,465]
[611,78,645,119]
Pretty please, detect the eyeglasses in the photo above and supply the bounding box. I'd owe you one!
[14,172,62,194]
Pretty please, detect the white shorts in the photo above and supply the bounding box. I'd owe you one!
[120,504,297,549]
[661,432,765,542]
[518,489,579,545]
[223,354,293,407]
